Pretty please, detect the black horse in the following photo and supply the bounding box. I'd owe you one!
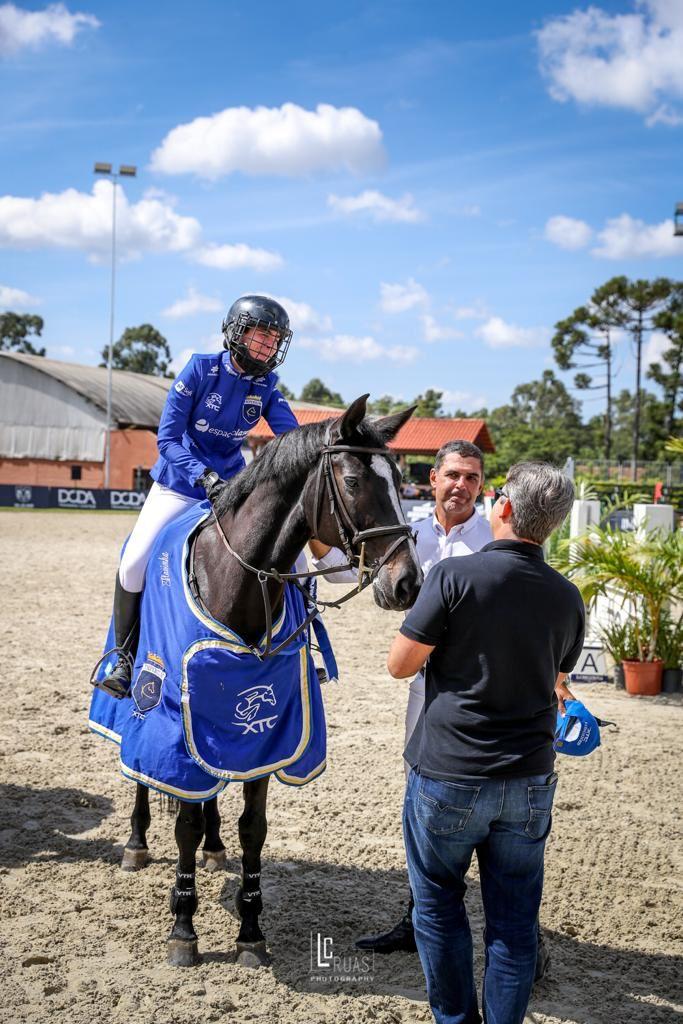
[115,395,422,967]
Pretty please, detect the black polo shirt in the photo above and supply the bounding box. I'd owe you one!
[402,540,585,780]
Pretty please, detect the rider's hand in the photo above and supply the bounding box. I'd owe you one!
[197,469,225,503]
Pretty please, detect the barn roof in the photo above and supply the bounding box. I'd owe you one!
[250,411,495,453]
[0,351,171,428]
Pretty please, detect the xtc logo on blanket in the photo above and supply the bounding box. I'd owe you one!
[133,655,166,714]
[232,685,279,734]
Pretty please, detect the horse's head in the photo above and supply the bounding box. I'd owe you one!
[304,395,423,611]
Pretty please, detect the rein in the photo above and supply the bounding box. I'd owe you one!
[202,441,414,660]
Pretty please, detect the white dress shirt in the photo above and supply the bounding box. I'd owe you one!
[415,507,492,579]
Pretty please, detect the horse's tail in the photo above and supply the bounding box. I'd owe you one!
[157,792,180,816]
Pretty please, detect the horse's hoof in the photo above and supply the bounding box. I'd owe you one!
[167,938,200,967]
[200,848,227,872]
[121,847,149,871]
[236,940,271,968]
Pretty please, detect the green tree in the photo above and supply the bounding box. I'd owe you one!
[299,377,344,407]
[413,389,443,417]
[277,381,295,401]
[0,312,46,356]
[368,394,405,415]
[648,284,683,436]
[485,370,587,475]
[603,388,669,461]
[101,324,172,377]
[552,281,627,459]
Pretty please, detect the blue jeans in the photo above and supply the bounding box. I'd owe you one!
[403,768,557,1024]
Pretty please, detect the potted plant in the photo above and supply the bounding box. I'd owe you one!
[657,610,683,694]
[553,527,683,697]
[599,619,638,689]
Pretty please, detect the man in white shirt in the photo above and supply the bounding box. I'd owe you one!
[310,440,494,953]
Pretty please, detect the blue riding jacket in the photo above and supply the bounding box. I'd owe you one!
[150,350,299,498]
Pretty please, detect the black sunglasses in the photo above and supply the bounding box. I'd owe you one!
[494,487,509,503]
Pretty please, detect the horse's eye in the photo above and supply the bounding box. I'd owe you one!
[344,476,359,490]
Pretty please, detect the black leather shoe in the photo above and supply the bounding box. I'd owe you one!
[355,912,417,954]
[100,655,133,699]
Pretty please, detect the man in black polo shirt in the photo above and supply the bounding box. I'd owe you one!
[388,462,585,1024]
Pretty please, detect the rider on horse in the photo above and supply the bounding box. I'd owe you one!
[103,294,298,697]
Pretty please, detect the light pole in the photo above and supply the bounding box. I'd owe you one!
[94,161,137,488]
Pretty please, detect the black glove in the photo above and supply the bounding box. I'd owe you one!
[197,469,224,503]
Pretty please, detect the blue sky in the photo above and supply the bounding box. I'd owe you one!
[2,0,683,415]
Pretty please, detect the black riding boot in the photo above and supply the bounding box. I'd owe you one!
[101,575,141,699]
[355,892,417,954]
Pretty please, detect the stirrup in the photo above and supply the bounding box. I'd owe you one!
[90,646,135,699]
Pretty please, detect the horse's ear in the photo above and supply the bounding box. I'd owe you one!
[373,404,416,443]
[330,394,369,442]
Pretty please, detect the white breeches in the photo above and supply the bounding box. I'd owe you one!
[403,670,425,781]
[118,482,201,593]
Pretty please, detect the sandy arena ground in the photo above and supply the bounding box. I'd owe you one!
[1,509,682,1024]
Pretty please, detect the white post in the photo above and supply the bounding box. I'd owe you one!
[633,503,674,534]
[104,176,118,489]
[570,499,601,539]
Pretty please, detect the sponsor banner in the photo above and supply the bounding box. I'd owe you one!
[0,484,149,510]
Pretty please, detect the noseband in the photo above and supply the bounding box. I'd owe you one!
[206,441,414,660]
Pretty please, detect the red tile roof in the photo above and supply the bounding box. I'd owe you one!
[249,411,494,453]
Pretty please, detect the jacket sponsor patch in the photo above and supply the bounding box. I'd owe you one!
[243,394,263,424]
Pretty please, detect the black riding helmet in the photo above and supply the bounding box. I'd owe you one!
[222,295,293,378]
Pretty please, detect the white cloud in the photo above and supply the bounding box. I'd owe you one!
[0,283,41,309]
[421,314,462,343]
[0,180,201,259]
[50,344,75,357]
[437,389,488,414]
[592,213,681,258]
[151,102,384,180]
[379,278,429,314]
[644,329,671,367]
[170,333,222,375]
[449,301,489,321]
[327,190,423,224]
[298,333,418,364]
[0,2,99,56]
[162,286,222,319]
[192,243,283,272]
[544,214,593,250]
[536,2,683,121]
[265,295,332,335]
[645,103,683,126]
[476,316,548,349]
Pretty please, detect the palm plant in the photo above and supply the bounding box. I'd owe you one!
[552,527,683,662]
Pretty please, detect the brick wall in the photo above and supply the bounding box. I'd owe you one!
[0,428,159,489]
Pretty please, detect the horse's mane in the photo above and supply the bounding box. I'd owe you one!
[213,414,389,517]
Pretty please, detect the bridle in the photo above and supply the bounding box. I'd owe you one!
[203,439,415,660]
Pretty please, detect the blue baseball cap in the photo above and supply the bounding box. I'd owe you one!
[554,699,612,757]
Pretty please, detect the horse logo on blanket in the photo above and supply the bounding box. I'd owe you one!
[89,503,335,800]
[233,685,278,734]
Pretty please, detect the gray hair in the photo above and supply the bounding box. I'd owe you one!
[505,462,574,544]
[434,439,484,474]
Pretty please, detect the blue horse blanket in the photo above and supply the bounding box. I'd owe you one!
[89,503,332,801]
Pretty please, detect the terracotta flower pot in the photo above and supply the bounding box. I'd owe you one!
[622,659,663,696]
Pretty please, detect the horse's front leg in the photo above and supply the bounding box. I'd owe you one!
[236,777,270,967]
[121,783,151,871]
[200,796,227,871]
[168,800,205,967]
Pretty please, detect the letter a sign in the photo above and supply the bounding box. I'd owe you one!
[569,644,609,683]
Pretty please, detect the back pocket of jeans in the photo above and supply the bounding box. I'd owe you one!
[416,778,480,835]
[525,775,558,839]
